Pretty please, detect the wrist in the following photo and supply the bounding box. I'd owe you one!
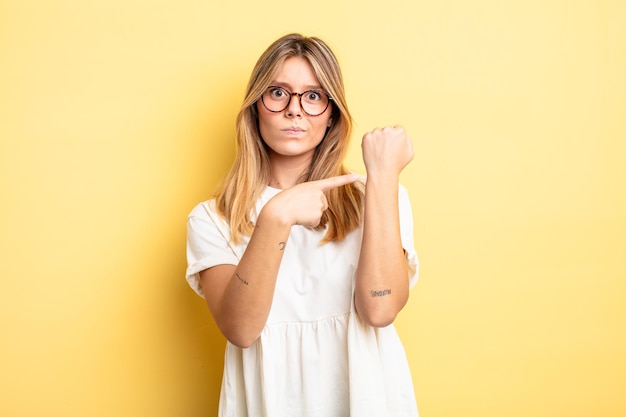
[365,171,400,188]
[258,199,294,229]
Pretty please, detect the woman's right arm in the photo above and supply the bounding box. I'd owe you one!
[199,174,357,348]
[199,209,290,348]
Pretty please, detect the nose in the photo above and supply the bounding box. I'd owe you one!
[285,92,302,117]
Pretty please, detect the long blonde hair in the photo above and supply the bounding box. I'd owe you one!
[215,33,363,244]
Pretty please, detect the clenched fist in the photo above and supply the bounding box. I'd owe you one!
[362,126,414,179]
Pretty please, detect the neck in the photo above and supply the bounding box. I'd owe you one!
[267,153,312,189]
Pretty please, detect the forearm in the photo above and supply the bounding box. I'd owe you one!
[354,174,409,327]
[212,211,291,347]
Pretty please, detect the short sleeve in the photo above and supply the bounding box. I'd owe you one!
[186,201,240,298]
[398,185,419,288]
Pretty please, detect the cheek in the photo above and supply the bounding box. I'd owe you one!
[256,105,272,138]
[315,115,332,136]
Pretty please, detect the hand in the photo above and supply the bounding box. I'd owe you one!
[262,174,358,227]
[361,126,414,178]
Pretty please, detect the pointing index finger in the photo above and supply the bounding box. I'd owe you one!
[315,174,359,191]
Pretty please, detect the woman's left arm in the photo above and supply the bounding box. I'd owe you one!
[354,125,414,327]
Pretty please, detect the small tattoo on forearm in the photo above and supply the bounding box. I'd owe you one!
[235,272,249,286]
[278,242,286,251]
[370,289,392,297]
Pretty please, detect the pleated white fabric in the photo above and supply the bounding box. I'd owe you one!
[186,184,419,417]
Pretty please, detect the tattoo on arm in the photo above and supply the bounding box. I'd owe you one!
[235,272,249,286]
[370,289,392,297]
[278,242,286,251]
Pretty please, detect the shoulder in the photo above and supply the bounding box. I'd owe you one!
[187,200,227,236]
[188,200,215,217]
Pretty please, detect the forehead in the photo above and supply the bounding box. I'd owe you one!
[271,56,321,88]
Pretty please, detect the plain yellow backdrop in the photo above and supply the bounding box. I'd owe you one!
[1,1,625,416]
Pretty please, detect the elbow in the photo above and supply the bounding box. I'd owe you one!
[358,309,398,328]
[228,336,258,349]
[354,291,408,328]
[220,325,261,349]
[355,300,400,328]
[212,309,264,348]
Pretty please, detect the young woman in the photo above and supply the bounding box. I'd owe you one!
[186,33,419,416]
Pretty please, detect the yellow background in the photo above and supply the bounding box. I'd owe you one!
[1,1,624,416]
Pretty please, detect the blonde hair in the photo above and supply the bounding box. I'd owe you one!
[215,33,363,244]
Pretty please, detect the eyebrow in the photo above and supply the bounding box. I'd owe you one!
[270,81,324,91]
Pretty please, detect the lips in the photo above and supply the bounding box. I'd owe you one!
[282,127,305,133]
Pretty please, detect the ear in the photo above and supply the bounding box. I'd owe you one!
[327,114,333,128]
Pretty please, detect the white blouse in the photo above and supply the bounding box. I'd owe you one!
[186,184,419,417]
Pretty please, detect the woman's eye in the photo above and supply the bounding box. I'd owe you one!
[269,88,286,98]
[305,91,322,101]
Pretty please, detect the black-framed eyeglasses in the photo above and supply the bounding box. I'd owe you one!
[260,86,332,116]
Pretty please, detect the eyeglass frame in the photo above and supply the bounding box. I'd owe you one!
[260,86,333,117]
